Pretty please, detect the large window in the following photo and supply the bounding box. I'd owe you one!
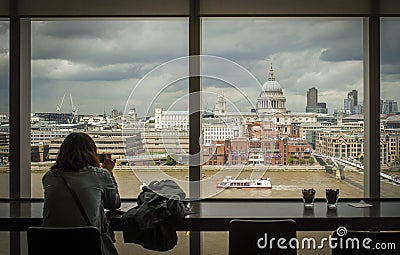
[7,3,396,202]
[201,18,364,198]
[29,18,190,254]
[30,19,189,199]
[380,18,400,198]
[0,20,9,198]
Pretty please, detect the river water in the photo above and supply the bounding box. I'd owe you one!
[2,166,399,198]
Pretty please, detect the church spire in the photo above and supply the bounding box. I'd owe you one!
[268,62,275,81]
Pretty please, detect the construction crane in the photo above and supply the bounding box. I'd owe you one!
[70,93,79,124]
[56,94,66,112]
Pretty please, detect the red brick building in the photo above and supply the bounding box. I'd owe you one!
[276,138,312,165]
[230,138,249,165]
[202,140,231,166]
[203,121,312,166]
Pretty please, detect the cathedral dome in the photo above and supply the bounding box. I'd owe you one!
[261,62,282,92]
[262,80,282,92]
[256,62,287,114]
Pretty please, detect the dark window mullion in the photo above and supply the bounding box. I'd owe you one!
[189,1,201,255]
[9,17,31,199]
[363,15,380,198]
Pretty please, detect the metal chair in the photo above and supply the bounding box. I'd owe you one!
[331,230,400,255]
[27,226,102,255]
[229,219,297,255]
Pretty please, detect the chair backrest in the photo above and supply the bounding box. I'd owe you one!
[27,226,102,255]
[229,219,297,255]
[331,230,400,255]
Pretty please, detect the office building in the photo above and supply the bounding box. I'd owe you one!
[344,89,363,114]
[306,87,328,114]
[307,87,318,107]
[48,131,143,160]
[202,118,240,145]
[143,129,189,155]
[316,130,364,160]
[383,114,400,129]
[154,108,189,131]
[382,99,399,114]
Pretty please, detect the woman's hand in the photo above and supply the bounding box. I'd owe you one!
[102,154,116,174]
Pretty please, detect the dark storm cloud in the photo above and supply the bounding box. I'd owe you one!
[32,20,188,65]
[29,18,399,114]
[0,22,8,34]
[381,19,400,65]
[317,21,363,62]
[31,20,188,113]
[381,19,400,84]
[0,21,8,54]
[32,59,153,81]
[202,18,366,112]
[380,19,400,103]
[36,21,117,39]
[382,64,400,76]
[31,77,137,114]
[319,40,362,62]
[0,21,8,113]
[203,19,363,63]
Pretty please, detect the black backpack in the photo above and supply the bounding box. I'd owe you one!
[121,180,189,251]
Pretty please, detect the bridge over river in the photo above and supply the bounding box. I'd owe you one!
[314,154,400,185]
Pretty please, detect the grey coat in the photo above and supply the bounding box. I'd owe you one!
[42,166,121,236]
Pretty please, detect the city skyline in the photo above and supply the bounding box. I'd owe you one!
[0,19,399,115]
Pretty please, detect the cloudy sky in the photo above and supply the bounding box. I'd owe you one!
[0,18,399,116]
[0,21,8,113]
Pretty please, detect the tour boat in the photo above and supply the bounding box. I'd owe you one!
[216,176,272,189]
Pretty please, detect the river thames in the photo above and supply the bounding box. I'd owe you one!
[2,165,398,199]
[0,166,367,199]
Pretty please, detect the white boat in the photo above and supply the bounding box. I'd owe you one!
[216,176,272,189]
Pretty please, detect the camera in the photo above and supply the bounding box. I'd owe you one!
[98,153,112,163]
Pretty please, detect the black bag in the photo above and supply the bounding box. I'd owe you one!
[121,180,189,251]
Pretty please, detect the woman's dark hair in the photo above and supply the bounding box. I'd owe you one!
[51,132,100,172]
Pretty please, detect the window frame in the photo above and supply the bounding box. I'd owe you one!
[3,0,400,199]
[3,2,400,254]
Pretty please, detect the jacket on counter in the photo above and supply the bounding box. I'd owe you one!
[121,179,190,251]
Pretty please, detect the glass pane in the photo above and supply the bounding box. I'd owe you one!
[201,18,364,198]
[31,19,189,199]
[0,20,9,198]
[380,18,400,198]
